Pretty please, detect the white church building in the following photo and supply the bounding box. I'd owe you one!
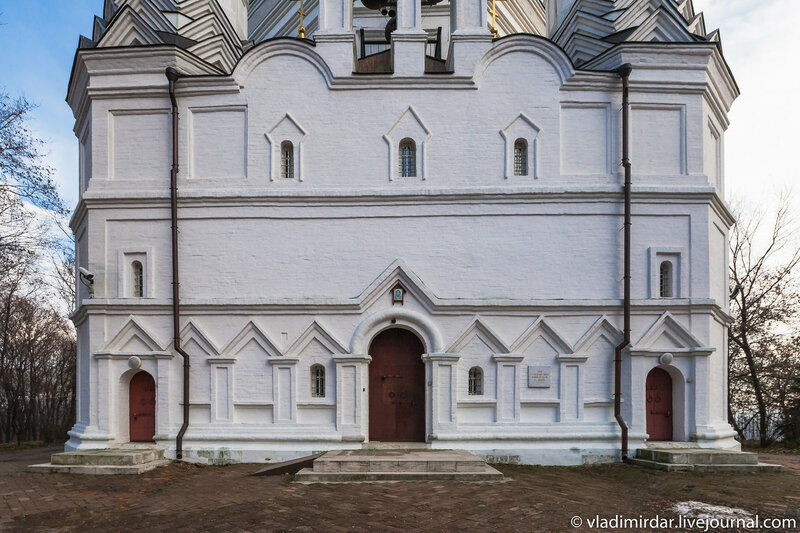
[66,0,739,465]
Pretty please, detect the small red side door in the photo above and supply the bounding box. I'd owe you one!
[646,368,673,441]
[130,371,156,442]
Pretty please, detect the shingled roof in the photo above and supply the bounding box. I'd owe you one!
[550,0,720,66]
[78,0,245,73]
[76,0,722,74]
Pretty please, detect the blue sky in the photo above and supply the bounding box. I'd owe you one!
[0,0,98,207]
[0,0,798,212]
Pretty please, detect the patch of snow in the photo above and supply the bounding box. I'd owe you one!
[671,501,753,521]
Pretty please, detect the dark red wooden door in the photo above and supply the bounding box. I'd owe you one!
[646,368,673,441]
[369,328,426,442]
[129,371,156,442]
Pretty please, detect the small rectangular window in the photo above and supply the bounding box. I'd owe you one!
[659,261,674,298]
[399,139,416,178]
[468,367,483,395]
[311,365,325,398]
[131,261,144,298]
[281,141,294,179]
[514,139,528,176]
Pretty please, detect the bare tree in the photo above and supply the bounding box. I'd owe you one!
[0,89,76,444]
[1,92,66,285]
[0,93,64,213]
[728,191,800,447]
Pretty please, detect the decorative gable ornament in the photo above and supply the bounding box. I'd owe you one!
[572,315,623,354]
[99,316,167,355]
[97,6,164,48]
[222,321,283,357]
[383,106,431,182]
[510,316,572,355]
[500,113,540,179]
[265,113,308,182]
[285,321,349,356]
[627,7,695,42]
[176,321,221,357]
[447,316,510,355]
[631,312,714,357]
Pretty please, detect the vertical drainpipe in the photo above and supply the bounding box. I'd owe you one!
[166,67,190,460]
[614,63,633,462]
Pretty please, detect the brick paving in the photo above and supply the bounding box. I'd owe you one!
[1,447,799,532]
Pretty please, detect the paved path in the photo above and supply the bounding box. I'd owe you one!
[1,447,798,532]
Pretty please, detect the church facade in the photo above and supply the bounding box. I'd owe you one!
[66,0,739,464]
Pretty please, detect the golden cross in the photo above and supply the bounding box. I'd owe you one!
[291,0,307,38]
[490,0,499,37]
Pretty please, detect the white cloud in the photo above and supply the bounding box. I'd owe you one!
[694,0,800,207]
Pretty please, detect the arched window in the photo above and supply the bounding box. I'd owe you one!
[399,138,416,178]
[311,364,325,398]
[659,261,674,298]
[468,367,483,396]
[131,261,144,298]
[280,141,294,179]
[514,138,528,176]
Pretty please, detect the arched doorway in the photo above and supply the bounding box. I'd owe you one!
[646,367,673,441]
[129,371,156,442]
[369,328,426,442]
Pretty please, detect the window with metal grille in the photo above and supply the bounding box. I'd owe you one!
[311,364,325,398]
[281,141,294,179]
[514,138,528,176]
[468,367,483,395]
[131,261,144,298]
[399,138,416,178]
[659,261,674,298]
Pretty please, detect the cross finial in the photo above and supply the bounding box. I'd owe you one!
[290,0,307,38]
[490,0,499,37]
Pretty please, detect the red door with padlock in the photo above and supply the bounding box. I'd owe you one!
[646,367,673,441]
[129,371,156,442]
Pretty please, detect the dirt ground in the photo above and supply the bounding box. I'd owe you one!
[1,447,799,532]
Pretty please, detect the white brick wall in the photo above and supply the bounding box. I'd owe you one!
[65,13,739,463]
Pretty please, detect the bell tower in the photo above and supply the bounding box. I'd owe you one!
[217,0,250,41]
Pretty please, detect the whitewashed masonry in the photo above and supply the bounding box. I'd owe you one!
[66,0,739,464]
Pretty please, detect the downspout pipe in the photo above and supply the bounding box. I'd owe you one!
[614,63,633,462]
[166,67,190,460]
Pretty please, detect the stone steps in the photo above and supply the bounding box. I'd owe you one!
[294,468,504,482]
[28,447,169,475]
[27,460,171,475]
[294,449,504,483]
[51,448,165,466]
[631,446,783,473]
[637,448,759,465]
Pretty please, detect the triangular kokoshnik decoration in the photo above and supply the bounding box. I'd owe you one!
[102,316,165,353]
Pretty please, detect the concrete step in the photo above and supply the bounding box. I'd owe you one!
[312,449,487,473]
[26,460,171,475]
[637,448,759,465]
[628,457,783,473]
[645,441,700,449]
[362,442,431,450]
[627,458,694,472]
[294,466,504,483]
[692,463,784,473]
[295,449,504,482]
[50,448,165,466]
